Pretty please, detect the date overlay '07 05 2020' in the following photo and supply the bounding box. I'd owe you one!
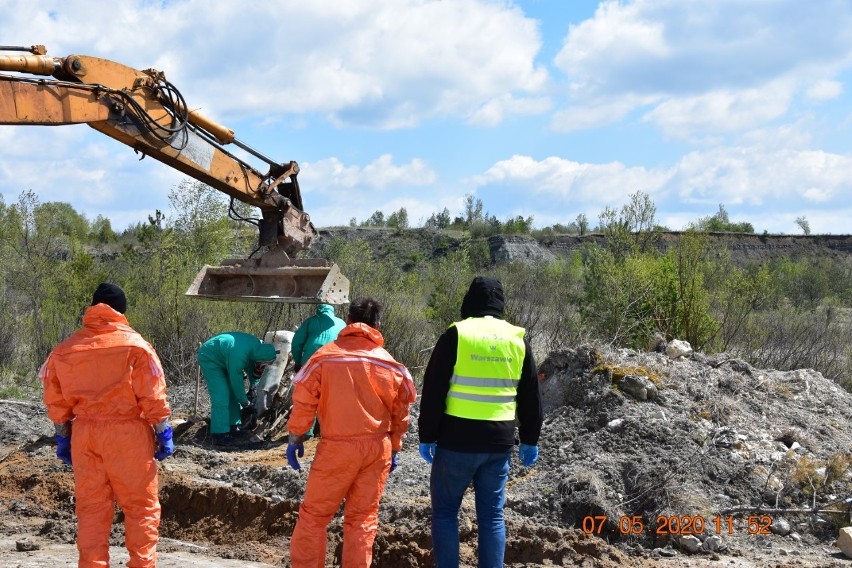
[581,515,773,537]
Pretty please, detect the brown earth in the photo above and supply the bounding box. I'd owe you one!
[1,341,851,566]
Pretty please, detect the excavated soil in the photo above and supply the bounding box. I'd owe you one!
[0,343,851,566]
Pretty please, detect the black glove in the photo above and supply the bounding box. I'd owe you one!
[240,405,258,431]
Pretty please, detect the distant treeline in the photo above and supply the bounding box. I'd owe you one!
[353,193,767,237]
[1,185,849,400]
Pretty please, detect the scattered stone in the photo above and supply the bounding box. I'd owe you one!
[15,538,39,552]
[678,535,702,553]
[770,518,792,536]
[665,339,693,359]
[615,374,658,401]
[703,535,724,552]
[837,527,852,559]
[657,546,678,557]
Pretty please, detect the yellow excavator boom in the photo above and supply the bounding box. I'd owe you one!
[0,45,348,304]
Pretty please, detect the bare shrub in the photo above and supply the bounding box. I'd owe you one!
[729,304,852,384]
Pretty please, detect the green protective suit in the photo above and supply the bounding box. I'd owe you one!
[291,304,346,367]
[197,332,277,435]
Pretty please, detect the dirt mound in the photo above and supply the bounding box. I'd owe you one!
[514,344,852,561]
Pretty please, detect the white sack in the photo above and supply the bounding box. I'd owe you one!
[254,330,294,416]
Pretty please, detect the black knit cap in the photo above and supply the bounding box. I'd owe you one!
[460,276,505,319]
[91,283,127,314]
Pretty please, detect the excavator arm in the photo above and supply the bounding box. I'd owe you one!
[0,45,348,304]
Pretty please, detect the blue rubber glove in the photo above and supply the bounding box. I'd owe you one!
[519,443,539,467]
[286,443,304,471]
[390,451,399,473]
[419,442,436,464]
[154,425,175,461]
[55,435,72,466]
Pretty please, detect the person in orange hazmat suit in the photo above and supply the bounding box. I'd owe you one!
[40,283,173,568]
[286,297,417,568]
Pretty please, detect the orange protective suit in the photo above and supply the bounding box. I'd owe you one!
[40,303,171,568]
[288,323,417,568]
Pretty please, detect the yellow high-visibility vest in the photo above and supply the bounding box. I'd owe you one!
[445,316,525,421]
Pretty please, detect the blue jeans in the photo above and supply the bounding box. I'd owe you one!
[430,447,511,568]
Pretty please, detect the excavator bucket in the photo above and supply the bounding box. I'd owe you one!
[186,257,349,304]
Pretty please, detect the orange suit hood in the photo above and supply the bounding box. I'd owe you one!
[40,304,170,425]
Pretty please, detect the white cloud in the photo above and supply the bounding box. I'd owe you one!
[471,154,670,205]
[551,94,654,131]
[553,0,852,136]
[806,80,843,102]
[643,82,795,139]
[668,147,852,206]
[470,145,852,232]
[301,154,437,193]
[468,95,552,127]
[556,0,670,83]
[0,0,549,128]
[0,125,178,225]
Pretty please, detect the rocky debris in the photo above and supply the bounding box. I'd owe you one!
[487,235,556,264]
[523,342,852,563]
[314,228,852,269]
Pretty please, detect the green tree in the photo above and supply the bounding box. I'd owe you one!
[579,230,719,350]
[0,191,101,373]
[35,201,90,241]
[89,214,116,244]
[425,208,451,229]
[694,204,754,233]
[387,207,409,229]
[122,181,238,382]
[576,213,589,235]
[424,247,476,333]
[362,210,385,227]
[663,231,718,348]
[463,194,484,228]
[596,191,659,256]
[503,215,534,235]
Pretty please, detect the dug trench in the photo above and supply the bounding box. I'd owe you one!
[154,418,630,567]
[156,474,624,567]
[0,439,630,567]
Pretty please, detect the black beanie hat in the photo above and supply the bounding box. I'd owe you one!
[91,283,127,314]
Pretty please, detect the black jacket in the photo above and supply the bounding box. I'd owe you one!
[418,277,543,452]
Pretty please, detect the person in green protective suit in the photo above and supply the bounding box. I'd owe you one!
[291,304,346,373]
[197,331,277,446]
[291,304,346,438]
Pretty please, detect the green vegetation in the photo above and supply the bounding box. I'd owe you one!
[0,187,850,400]
[691,204,755,234]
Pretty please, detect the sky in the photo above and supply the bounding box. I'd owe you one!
[1,0,852,235]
